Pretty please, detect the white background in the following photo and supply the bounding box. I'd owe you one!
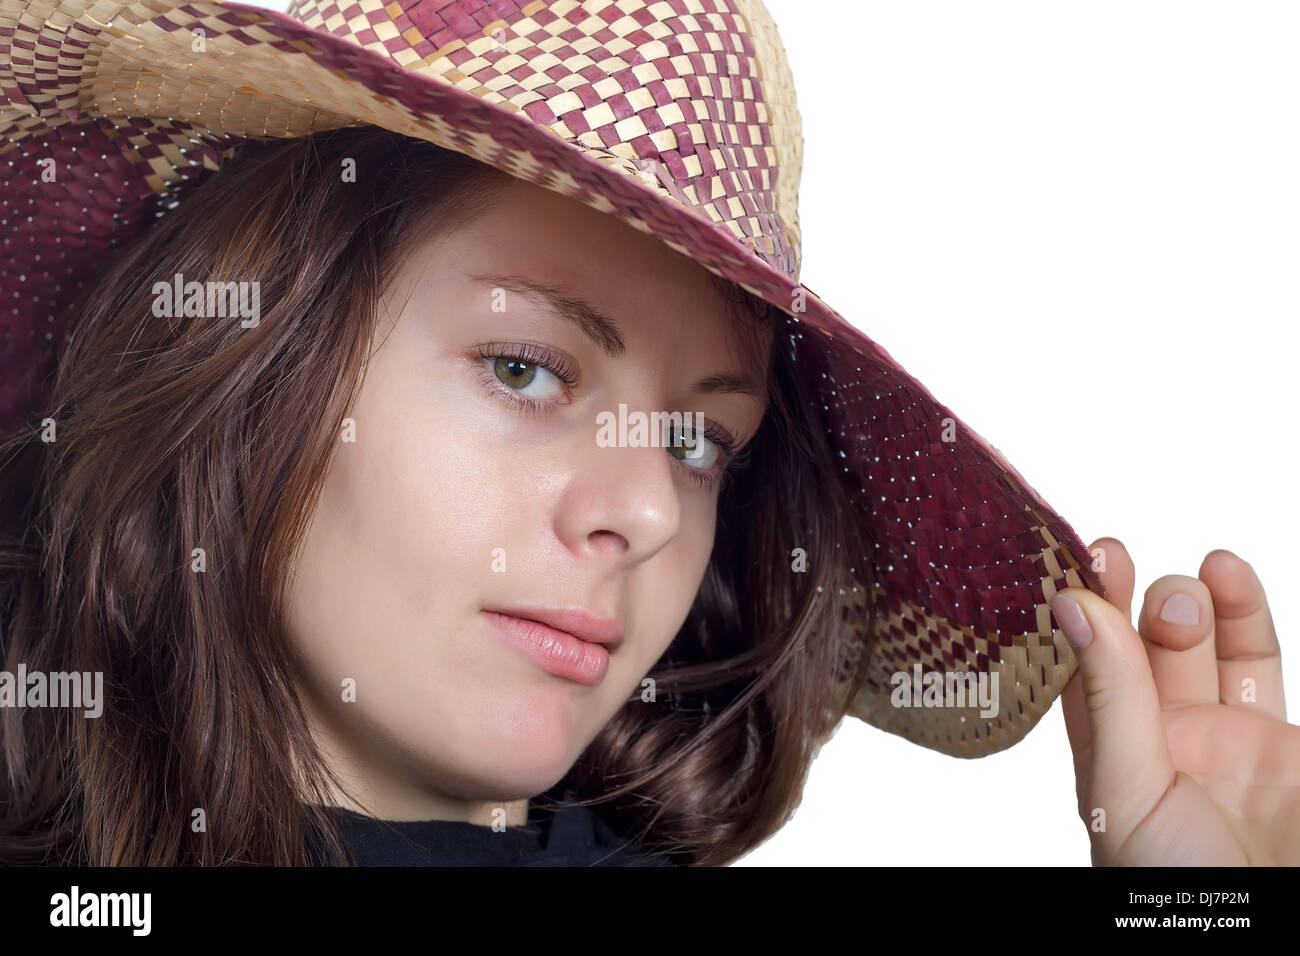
[230,0,1299,865]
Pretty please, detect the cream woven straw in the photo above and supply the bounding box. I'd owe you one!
[0,0,1107,756]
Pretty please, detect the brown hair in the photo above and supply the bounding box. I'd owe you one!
[0,125,873,865]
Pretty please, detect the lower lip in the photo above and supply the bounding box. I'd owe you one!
[482,611,612,686]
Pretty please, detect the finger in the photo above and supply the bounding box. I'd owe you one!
[1059,671,1093,820]
[1135,574,1220,709]
[1200,549,1286,721]
[1090,536,1136,618]
[1052,586,1176,847]
[1062,537,1136,789]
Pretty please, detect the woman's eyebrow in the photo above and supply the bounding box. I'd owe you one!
[463,270,765,400]
[465,271,626,357]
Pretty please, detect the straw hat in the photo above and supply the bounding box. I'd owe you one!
[0,0,1106,757]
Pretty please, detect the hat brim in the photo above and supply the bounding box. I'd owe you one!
[1,0,1106,757]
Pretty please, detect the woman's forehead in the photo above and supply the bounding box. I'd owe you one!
[410,176,776,371]
[441,176,704,283]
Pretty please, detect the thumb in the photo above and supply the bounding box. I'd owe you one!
[1052,587,1176,829]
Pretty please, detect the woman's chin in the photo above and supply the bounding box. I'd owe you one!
[441,691,590,794]
[434,750,575,806]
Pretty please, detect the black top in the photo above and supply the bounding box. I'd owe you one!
[308,795,675,867]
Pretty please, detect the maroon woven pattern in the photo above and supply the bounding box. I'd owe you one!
[0,114,230,425]
[287,0,799,272]
[0,0,1105,756]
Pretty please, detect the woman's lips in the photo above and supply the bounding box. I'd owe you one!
[481,611,613,685]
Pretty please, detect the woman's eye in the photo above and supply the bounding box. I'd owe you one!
[487,356,565,401]
[664,424,721,470]
[476,344,733,488]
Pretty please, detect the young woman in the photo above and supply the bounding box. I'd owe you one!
[0,124,872,865]
[1,0,1295,867]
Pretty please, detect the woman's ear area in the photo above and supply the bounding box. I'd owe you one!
[707,271,781,404]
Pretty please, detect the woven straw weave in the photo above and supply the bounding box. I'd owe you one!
[0,0,1106,757]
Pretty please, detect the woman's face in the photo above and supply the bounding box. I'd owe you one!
[284,176,774,821]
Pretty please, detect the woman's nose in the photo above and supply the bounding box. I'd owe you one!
[552,439,683,565]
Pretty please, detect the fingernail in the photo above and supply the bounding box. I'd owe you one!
[1052,593,1093,650]
[1159,592,1199,626]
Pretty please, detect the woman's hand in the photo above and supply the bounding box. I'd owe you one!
[1054,538,1300,865]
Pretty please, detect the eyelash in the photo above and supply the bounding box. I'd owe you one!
[471,342,750,490]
